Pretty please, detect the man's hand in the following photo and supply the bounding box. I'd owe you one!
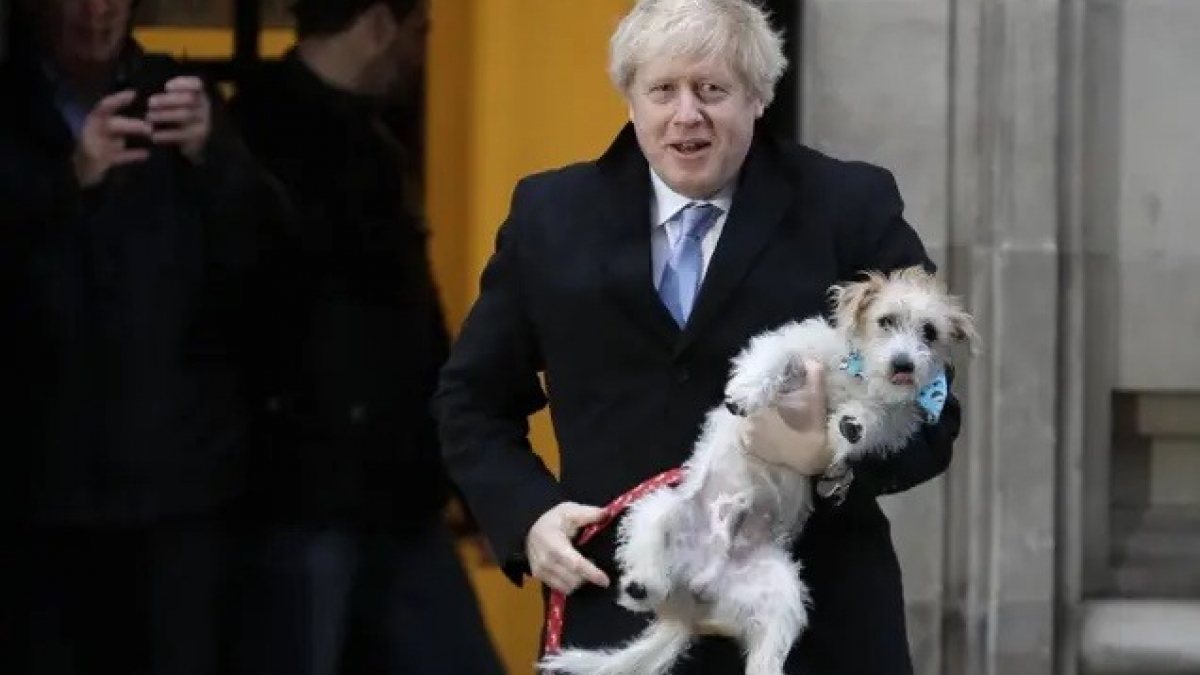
[526,502,611,594]
[72,90,153,187]
[742,359,833,475]
[147,76,212,164]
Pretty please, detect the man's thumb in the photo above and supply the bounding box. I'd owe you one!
[564,503,607,528]
[804,359,825,387]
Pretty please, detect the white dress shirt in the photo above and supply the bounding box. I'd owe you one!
[649,169,735,289]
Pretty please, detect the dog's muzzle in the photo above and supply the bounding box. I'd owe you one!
[889,355,915,384]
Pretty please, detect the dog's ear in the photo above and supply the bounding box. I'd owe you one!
[949,308,982,356]
[830,272,883,332]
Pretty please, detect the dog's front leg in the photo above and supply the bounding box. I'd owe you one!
[724,338,807,415]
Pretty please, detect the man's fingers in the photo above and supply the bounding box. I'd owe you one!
[94,89,138,116]
[146,107,195,127]
[106,115,153,138]
[562,504,607,529]
[559,548,609,588]
[149,90,201,111]
[150,129,196,145]
[541,534,609,588]
[805,359,826,392]
[111,148,150,166]
[541,569,579,595]
[164,76,204,93]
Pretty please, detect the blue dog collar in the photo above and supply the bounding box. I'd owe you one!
[840,351,948,424]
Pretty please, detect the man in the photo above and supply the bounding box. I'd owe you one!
[0,0,274,673]
[227,2,503,674]
[434,0,964,673]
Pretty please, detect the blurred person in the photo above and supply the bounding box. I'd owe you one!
[227,1,504,674]
[0,0,277,673]
[433,0,964,673]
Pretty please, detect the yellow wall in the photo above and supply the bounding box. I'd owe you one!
[425,2,630,671]
[137,2,631,669]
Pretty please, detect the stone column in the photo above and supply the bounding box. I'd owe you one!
[799,0,1069,673]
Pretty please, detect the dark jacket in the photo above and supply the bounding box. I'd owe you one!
[228,52,452,531]
[0,42,273,525]
[434,122,963,674]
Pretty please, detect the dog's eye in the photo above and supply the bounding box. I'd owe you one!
[922,323,939,342]
[877,314,899,330]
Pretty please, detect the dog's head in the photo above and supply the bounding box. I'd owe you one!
[829,266,979,400]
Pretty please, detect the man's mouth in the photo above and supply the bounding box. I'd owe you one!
[670,140,712,156]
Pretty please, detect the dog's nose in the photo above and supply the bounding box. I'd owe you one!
[890,355,915,374]
[624,582,648,600]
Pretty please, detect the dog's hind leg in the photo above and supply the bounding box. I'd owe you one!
[731,550,809,675]
[615,487,680,613]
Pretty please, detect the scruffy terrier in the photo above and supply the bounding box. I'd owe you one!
[538,266,978,675]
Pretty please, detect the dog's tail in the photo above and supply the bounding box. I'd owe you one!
[536,620,693,675]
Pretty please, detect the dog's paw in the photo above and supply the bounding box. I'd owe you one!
[838,415,863,444]
[726,357,807,415]
[617,577,664,613]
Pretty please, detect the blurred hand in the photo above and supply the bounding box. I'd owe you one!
[742,359,833,475]
[72,90,152,187]
[147,76,212,164]
[526,502,611,594]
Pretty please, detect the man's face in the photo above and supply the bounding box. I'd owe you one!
[369,0,430,99]
[41,0,133,74]
[627,55,762,199]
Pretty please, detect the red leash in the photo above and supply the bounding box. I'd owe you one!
[542,467,686,657]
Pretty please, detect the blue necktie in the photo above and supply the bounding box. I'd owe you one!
[658,203,721,325]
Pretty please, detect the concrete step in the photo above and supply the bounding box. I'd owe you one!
[1111,564,1200,598]
[1111,506,1200,563]
[1080,599,1200,675]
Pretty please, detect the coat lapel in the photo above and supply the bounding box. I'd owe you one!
[676,133,793,354]
[596,124,681,344]
[592,123,796,350]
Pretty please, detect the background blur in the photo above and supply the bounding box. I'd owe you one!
[2,1,1198,674]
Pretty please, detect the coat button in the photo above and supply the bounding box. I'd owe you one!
[349,405,367,423]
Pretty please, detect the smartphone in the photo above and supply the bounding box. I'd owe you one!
[113,66,171,152]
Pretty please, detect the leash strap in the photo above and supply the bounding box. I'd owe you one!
[541,467,686,658]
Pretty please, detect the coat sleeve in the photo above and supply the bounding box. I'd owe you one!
[832,165,965,506]
[433,178,565,585]
[0,125,96,263]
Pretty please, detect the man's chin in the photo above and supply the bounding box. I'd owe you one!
[658,168,719,200]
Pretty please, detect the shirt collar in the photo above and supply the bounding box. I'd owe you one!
[649,168,735,228]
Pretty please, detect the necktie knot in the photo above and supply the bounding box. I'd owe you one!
[679,202,721,242]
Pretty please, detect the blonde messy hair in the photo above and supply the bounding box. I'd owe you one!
[608,0,788,106]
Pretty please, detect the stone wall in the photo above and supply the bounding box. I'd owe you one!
[794,0,1200,673]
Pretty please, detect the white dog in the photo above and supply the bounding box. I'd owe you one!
[537,266,978,675]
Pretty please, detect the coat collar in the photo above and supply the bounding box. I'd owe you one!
[594,121,795,353]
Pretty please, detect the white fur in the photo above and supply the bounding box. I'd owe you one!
[538,267,977,675]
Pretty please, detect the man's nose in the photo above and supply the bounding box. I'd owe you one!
[83,0,116,17]
[672,91,704,124]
